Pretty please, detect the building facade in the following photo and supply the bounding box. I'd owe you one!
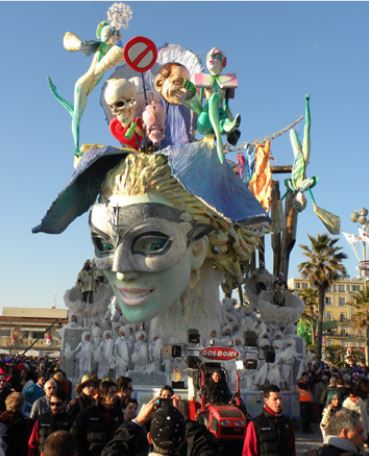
[288,277,368,359]
[0,307,68,356]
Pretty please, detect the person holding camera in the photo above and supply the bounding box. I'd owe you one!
[102,394,219,456]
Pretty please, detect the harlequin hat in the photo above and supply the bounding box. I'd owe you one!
[32,143,271,235]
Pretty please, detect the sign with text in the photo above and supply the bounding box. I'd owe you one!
[200,346,240,361]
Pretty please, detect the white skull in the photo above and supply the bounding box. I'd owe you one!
[104,78,137,125]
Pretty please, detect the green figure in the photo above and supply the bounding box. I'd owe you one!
[48,21,125,158]
[284,95,340,234]
[195,48,241,164]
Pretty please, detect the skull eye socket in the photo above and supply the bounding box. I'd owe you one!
[115,101,126,108]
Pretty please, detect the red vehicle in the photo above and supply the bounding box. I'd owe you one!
[185,352,248,455]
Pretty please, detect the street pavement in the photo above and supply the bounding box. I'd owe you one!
[295,423,322,455]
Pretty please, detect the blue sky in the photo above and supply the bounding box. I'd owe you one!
[1,1,368,311]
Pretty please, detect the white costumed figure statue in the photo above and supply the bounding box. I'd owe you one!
[280,337,299,390]
[98,329,115,378]
[149,335,163,371]
[131,330,149,370]
[267,340,284,388]
[254,339,272,388]
[73,330,94,377]
[114,326,130,377]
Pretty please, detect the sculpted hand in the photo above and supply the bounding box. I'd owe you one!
[183,80,196,99]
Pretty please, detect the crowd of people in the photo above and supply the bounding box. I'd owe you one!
[1,355,369,455]
[0,355,221,456]
[294,361,369,455]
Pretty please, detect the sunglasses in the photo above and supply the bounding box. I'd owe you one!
[50,402,63,407]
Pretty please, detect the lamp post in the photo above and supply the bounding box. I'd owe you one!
[350,207,369,279]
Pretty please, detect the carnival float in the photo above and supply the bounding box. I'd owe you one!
[33,3,340,416]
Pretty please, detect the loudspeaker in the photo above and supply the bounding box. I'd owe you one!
[188,328,200,344]
[172,345,182,358]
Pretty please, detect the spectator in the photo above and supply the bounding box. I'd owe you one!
[116,376,133,409]
[43,431,77,456]
[148,401,186,455]
[204,369,231,405]
[159,385,180,408]
[242,384,295,456]
[160,385,174,399]
[23,373,46,416]
[326,378,348,406]
[297,372,314,434]
[342,387,369,442]
[52,370,72,403]
[71,379,123,456]
[314,375,328,414]
[0,392,32,455]
[311,409,364,455]
[67,374,97,421]
[30,379,57,421]
[0,373,12,412]
[320,393,342,443]
[28,393,72,456]
[102,396,219,456]
[122,398,138,422]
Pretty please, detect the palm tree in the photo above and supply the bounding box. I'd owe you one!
[298,288,319,344]
[298,234,347,363]
[349,287,369,364]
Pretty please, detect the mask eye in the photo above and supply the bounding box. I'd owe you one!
[132,232,171,256]
[92,234,115,256]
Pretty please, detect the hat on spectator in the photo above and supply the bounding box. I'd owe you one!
[76,374,97,393]
[150,404,185,452]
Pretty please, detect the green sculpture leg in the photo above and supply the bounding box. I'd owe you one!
[303,94,311,164]
[72,85,89,157]
[197,109,213,135]
[48,77,74,117]
[208,92,224,164]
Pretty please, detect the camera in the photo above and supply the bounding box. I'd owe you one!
[155,398,173,410]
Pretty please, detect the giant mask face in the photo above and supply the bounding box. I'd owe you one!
[89,194,210,322]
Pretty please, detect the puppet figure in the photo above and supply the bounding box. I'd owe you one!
[142,101,166,148]
[154,62,200,146]
[104,78,144,149]
[285,95,340,234]
[195,48,241,164]
[48,3,132,158]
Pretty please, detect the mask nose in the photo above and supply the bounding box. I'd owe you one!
[115,271,139,281]
[112,244,135,273]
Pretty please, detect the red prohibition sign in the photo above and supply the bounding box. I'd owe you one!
[123,36,158,73]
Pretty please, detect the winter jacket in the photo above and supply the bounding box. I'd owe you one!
[71,403,123,456]
[0,410,32,456]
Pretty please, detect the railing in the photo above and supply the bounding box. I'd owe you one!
[0,336,61,349]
